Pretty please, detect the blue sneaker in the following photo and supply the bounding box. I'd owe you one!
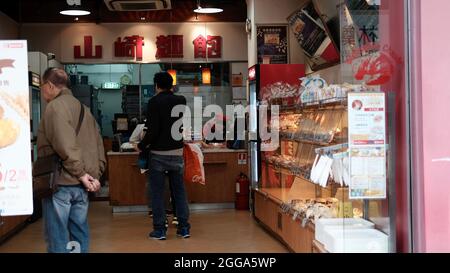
[149,230,166,240]
[176,227,190,239]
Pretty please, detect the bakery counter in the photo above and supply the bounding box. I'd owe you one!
[107,149,249,209]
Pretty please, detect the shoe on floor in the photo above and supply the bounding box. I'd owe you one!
[172,217,179,226]
[149,230,166,240]
[176,227,190,239]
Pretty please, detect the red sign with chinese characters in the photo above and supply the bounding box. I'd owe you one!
[114,36,145,61]
[155,35,184,59]
[74,36,102,59]
[193,35,222,58]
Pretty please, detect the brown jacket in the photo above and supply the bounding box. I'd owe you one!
[37,88,106,185]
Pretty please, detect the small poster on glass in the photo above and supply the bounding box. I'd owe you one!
[257,25,289,64]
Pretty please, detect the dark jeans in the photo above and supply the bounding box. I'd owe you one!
[147,174,177,216]
[149,154,190,231]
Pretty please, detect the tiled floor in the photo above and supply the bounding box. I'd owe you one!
[0,201,288,253]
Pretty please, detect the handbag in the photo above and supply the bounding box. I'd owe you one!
[32,101,85,195]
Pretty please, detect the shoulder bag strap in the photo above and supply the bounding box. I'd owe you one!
[75,101,85,136]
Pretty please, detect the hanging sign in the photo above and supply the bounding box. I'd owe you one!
[348,92,387,200]
[0,40,33,216]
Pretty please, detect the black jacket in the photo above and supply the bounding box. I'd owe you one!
[138,90,186,151]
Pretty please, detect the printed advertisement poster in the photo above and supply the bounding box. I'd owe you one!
[0,40,33,216]
[348,92,386,199]
[257,25,288,64]
[287,1,340,70]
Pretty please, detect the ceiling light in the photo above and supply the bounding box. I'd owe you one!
[140,17,146,21]
[194,7,223,13]
[60,10,91,16]
[60,0,91,16]
[194,0,223,14]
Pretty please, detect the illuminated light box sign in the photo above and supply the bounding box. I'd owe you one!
[102,82,121,89]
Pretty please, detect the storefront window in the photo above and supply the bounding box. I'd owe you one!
[252,0,408,253]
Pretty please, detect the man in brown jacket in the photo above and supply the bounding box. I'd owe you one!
[37,68,106,253]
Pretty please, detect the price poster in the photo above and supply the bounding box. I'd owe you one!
[0,40,33,216]
[348,92,386,200]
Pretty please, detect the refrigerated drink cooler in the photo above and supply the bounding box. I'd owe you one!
[247,64,305,212]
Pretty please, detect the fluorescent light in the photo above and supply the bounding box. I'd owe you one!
[60,9,91,16]
[194,7,223,14]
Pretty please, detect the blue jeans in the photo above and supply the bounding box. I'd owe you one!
[42,185,90,253]
[149,154,190,231]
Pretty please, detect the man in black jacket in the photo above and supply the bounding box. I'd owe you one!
[138,72,190,240]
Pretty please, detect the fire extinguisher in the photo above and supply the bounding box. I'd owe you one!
[235,172,250,210]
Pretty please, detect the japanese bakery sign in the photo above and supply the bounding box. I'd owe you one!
[73,35,222,60]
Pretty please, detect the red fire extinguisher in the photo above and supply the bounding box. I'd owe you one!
[235,172,250,210]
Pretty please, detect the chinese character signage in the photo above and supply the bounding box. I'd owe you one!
[0,40,33,216]
[115,36,145,61]
[155,35,184,59]
[348,92,387,200]
[193,35,222,59]
[340,0,379,62]
[257,25,288,64]
[74,36,102,59]
[72,34,223,60]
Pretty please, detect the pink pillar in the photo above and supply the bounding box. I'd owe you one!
[411,0,450,252]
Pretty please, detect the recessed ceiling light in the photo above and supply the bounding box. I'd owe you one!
[60,9,91,16]
[74,17,79,21]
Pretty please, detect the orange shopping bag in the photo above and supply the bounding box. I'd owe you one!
[183,143,205,185]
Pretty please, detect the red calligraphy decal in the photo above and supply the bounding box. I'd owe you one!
[193,35,222,59]
[155,35,183,59]
[193,35,207,58]
[74,36,102,59]
[115,36,145,61]
[207,35,222,58]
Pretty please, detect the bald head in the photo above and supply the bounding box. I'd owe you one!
[41,68,70,102]
[42,67,69,89]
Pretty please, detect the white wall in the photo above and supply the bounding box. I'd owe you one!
[20,22,247,64]
[247,0,307,67]
[0,11,18,39]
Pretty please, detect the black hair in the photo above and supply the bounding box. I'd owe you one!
[154,71,173,91]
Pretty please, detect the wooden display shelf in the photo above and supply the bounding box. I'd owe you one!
[312,239,329,253]
[253,189,316,253]
[257,188,291,204]
[271,99,348,113]
[280,137,339,147]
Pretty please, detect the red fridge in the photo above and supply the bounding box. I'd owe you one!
[247,64,305,199]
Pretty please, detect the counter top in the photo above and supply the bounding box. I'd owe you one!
[202,148,247,153]
[107,149,247,156]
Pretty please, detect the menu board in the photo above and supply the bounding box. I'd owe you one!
[0,40,33,216]
[348,92,386,200]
